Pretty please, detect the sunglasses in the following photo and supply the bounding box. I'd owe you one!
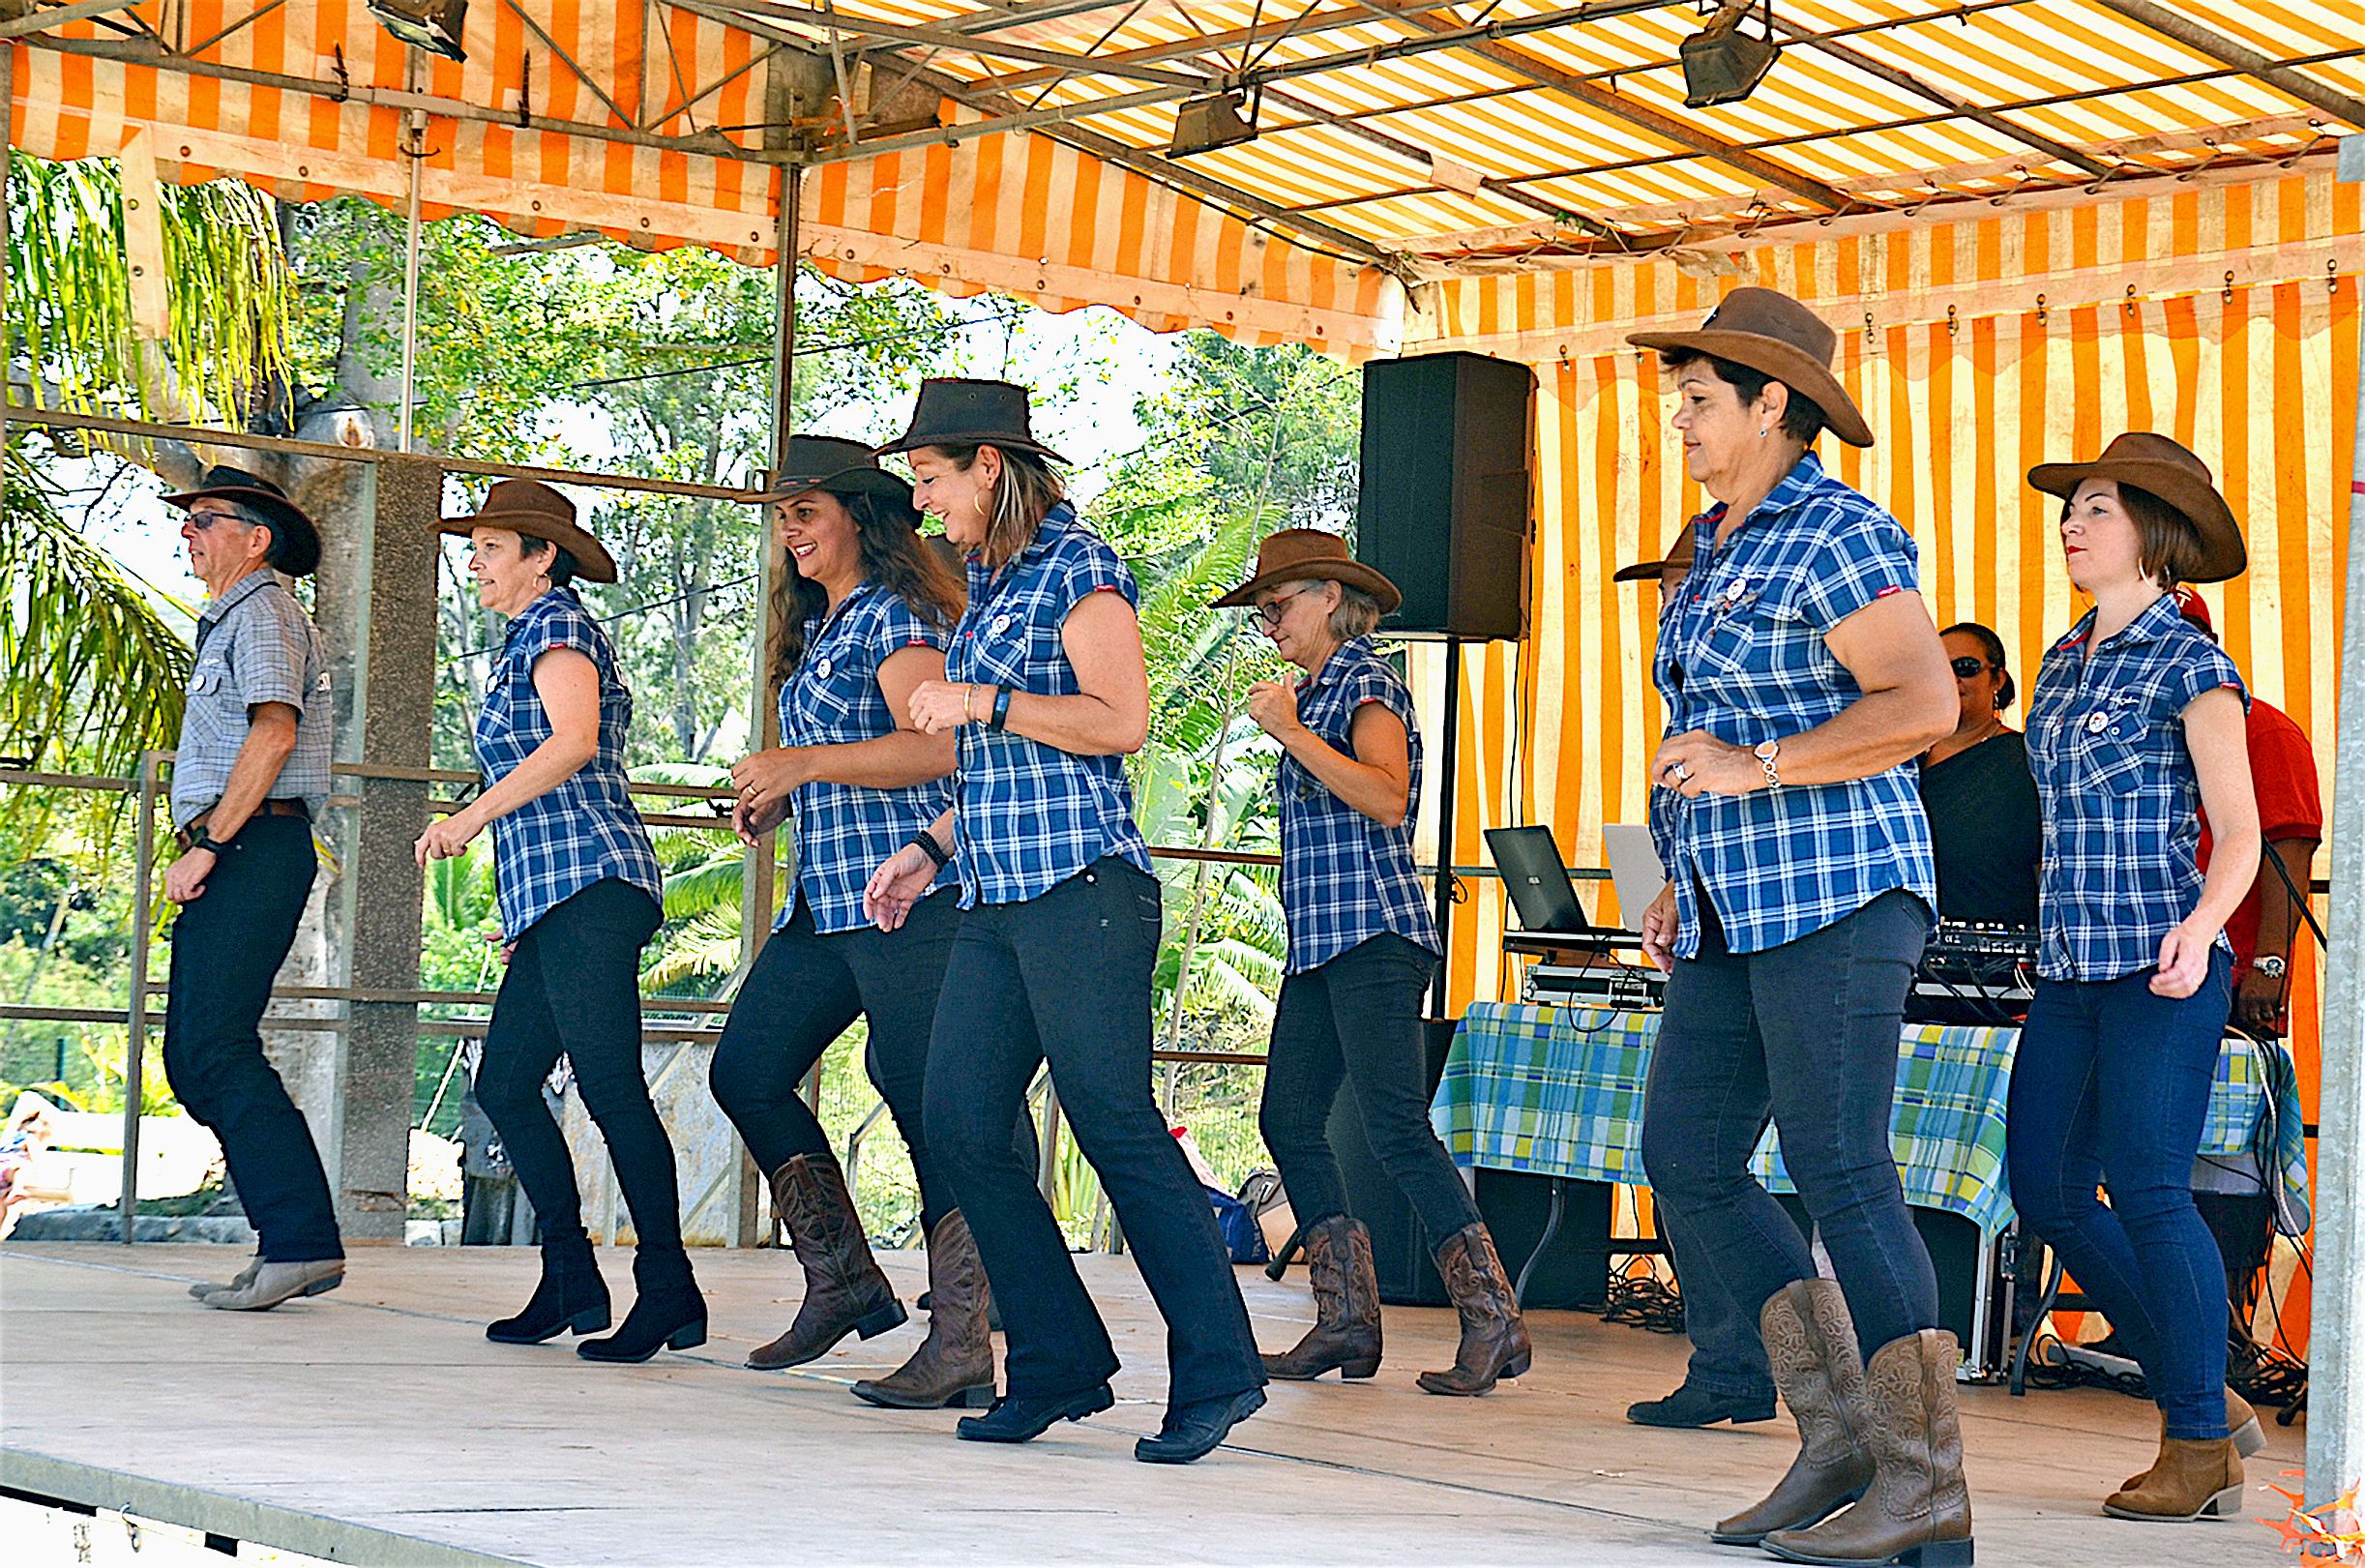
[1950,656,1997,679]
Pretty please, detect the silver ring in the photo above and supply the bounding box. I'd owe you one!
[1670,762,1691,783]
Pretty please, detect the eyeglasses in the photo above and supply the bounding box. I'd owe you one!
[185,507,249,531]
[1252,590,1309,629]
[1950,656,1997,679]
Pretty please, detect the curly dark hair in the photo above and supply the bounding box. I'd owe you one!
[767,487,964,690]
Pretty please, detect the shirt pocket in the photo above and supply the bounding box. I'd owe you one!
[182,657,239,748]
[1689,569,1811,687]
[2075,730,2150,795]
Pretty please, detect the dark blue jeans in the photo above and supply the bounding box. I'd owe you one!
[1641,888,1940,1360]
[2006,952,2233,1439]
[925,859,1264,1408]
[1259,933,1481,1248]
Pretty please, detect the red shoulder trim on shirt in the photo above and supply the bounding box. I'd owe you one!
[1875,584,1904,600]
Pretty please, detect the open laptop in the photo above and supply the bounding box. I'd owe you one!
[1484,826,1591,935]
[1602,824,1669,932]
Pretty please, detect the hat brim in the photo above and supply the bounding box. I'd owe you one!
[754,464,916,511]
[1211,559,1403,616]
[163,484,324,577]
[441,508,621,584]
[1612,557,1673,583]
[873,429,1069,465]
[2026,459,2248,583]
[1625,328,1875,449]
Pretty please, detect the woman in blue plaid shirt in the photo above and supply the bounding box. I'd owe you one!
[2008,433,2262,1524]
[416,482,697,1365]
[863,378,1266,1465]
[1212,528,1529,1397]
[1627,289,1972,1567]
[707,437,1019,1411]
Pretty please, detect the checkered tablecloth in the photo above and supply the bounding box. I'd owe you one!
[1433,1003,2300,1238]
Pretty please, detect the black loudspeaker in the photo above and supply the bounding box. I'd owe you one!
[1325,1019,1611,1309]
[1775,1197,2007,1372]
[1355,351,1536,640]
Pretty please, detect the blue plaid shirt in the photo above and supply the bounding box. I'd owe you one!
[170,572,333,829]
[1649,454,1937,957]
[2025,594,2247,982]
[944,504,1152,907]
[1279,637,1441,973]
[778,581,957,934]
[476,586,663,939]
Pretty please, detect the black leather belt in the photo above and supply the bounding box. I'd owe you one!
[176,798,310,851]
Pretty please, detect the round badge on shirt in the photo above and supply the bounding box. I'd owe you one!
[815,656,832,680]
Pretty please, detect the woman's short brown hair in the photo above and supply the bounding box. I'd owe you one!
[2060,482,2205,590]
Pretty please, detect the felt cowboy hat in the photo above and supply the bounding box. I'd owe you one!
[755,435,918,513]
[874,377,1068,463]
[440,479,619,583]
[163,465,323,577]
[1612,528,1699,584]
[2027,431,2247,584]
[1628,286,1876,449]
[1211,527,1403,615]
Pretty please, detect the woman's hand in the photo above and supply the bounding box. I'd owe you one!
[2151,917,2219,999]
[729,748,807,831]
[865,843,939,932]
[909,680,988,735]
[1651,730,1761,797]
[1640,883,1679,973]
[415,809,484,867]
[1244,679,1305,741]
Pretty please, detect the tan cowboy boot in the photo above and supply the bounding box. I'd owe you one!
[1712,1279,1875,1546]
[1760,1329,1974,1566]
[1416,1222,1530,1396]
[1262,1214,1383,1380]
[2105,1437,2244,1522]
[850,1209,995,1409]
[190,1256,261,1300]
[747,1152,905,1371]
[2121,1389,2267,1491]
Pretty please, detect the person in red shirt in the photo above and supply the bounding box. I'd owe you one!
[2176,588,2323,1037]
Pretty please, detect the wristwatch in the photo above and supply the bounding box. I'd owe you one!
[2253,954,2288,981]
[1753,737,1783,788]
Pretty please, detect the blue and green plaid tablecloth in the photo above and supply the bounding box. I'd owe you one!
[1432,1003,2304,1238]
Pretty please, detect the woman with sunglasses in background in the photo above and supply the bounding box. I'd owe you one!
[1916,623,2041,927]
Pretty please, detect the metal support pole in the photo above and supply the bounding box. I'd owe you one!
[1428,637,1463,1017]
[2307,131,2365,1516]
[397,90,426,453]
[3,37,15,460]
[119,752,161,1242]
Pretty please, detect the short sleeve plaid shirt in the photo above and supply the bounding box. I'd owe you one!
[1279,637,1441,973]
[170,572,334,829]
[944,503,1153,907]
[476,586,663,939]
[777,580,956,934]
[2025,593,2247,982]
[1650,454,1937,957]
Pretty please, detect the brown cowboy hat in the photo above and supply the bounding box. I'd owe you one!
[1613,528,1699,584]
[163,464,323,577]
[755,435,918,514]
[874,377,1067,463]
[1628,286,1875,449]
[2027,432,2247,584]
[1210,527,1402,615]
[440,479,619,583]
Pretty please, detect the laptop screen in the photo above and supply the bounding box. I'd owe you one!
[1484,826,1589,933]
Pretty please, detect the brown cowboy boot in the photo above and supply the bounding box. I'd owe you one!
[849,1209,996,1409]
[2104,1436,2243,1522]
[1760,1329,1974,1566]
[1712,1280,1875,1546]
[2121,1389,2266,1491]
[1416,1222,1530,1396]
[746,1152,906,1371]
[1262,1214,1383,1380]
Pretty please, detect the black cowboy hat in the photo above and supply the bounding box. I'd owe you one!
[874,377,1067,463]
[1629,286,1875,449]
[163,465,323,577]
[439,479,620,583]
[756,435,918,514]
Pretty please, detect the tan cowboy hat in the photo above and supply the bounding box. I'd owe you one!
[1613,528,1698,584]
[1211,527,1402,615]
[2027,432,2247,584]
[1628,286,1875,449]
[440,479,620,583]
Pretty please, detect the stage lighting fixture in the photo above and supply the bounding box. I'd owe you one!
[1168,91,1259,158]
[1680,0,1780,109]
[368,0,468,61]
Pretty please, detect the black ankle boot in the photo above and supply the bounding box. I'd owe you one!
[577,1248,705,1364]
[954,1382,1114,1443]
[488,1235,610,1345]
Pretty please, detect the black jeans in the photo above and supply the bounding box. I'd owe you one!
[925,859,1264,1406]
[1259,932,1480,1248]
[163,814,342,1262]
[1641,888,1940,1358]
[474,878,678,1253]
[711,892,1032,1236]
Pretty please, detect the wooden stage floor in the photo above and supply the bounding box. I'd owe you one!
[0,1242,2296,1565]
